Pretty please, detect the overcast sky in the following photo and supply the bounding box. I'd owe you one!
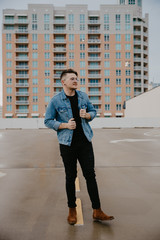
[0,0,160,105]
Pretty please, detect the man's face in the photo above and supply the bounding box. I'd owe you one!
[61,73,78,90]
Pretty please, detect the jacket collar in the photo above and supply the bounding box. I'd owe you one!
[61,89,83,100]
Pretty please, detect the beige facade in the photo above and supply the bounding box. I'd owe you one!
[2,0,148,118]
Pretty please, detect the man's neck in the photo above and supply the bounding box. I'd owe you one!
[64,88,76,96]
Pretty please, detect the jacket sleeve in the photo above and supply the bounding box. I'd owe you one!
[85,93,97,121]
[44,99,61,131]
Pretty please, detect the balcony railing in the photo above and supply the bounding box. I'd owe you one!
[15,20,29,24]
[134,83,142,87]
[134,40,141,45]
[15,101,29,105]
[16,48,29,52]
[134,49,142,53]
[15,83,29,87]
[88,20,100,24]
[53,57,66,61]
[54,83,62,87]
[134,66,141,71]
[134,57,141,62]
[53,74,61,78]
[88,57,101,61]
[15,66,29,70]
[16,74,29,78]
[15,92,29,96]
[88,65,101,70]
[88,39,101,43]
[90,100,102,104]
[88,83,101,87]
[53,29,66,33]
[134,74,142,79]
[88,91,102,96]
[134,91,142,96]
[88,74,101,78]
[53,39,66,43]
[134,31,141,35]
[15,39,28,43]
[15,57,29,61]
[15,29,28,33]
[15,109,29,113]
[88,48,101,52]
[53,48,66,52]
[88,30,100,34]
[54,66,67,70]
[54,20,66,24]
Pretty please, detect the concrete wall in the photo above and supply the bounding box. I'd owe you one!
[125,86,160,118]
[0,117,160,129]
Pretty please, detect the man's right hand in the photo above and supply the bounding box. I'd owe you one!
[67,118,76,129]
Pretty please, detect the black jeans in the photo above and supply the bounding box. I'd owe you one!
[60,140,101,209]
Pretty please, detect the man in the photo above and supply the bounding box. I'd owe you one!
[44,69,114,225]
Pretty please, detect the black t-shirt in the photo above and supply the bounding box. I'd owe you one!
[66,92,88,144]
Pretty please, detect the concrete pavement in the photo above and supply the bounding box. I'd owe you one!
[0,128,160,240]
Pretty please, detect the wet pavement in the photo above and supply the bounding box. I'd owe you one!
[0,128,160,240]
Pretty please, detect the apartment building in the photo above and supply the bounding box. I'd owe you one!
[2,0,148,118]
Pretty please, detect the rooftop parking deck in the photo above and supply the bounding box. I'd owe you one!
[0,128,160,240]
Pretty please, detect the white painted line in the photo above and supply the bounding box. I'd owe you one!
[110,138,156,144]
[0,172,7,178]
[75,198,84,226]
[75,177,80,192]
[144,130,160,137]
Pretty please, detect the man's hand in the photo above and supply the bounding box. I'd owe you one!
[80,109,91,120]
[67,118,76,129]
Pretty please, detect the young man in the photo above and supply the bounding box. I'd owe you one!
[44,69,114,225]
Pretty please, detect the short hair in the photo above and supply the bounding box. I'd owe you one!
[60,69,78,80]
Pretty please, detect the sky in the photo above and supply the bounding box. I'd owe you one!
[0,0,160,106]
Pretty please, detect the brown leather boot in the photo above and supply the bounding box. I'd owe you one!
[93,208,114,221]
[67,208,77,225]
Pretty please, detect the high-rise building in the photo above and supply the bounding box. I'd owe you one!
[2,0,148,118]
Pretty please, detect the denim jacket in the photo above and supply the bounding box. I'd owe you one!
[44,90,97,146]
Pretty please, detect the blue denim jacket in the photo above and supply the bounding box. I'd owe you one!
[44,90,97,146]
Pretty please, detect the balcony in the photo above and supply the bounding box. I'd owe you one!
[53,74,61,78]
[15,66,29,70]
[53,48,66,52]
[88,65,101,70]
[88,74,101,78]
[134,66,141,71]
[144,84,148,88]
[90,100,102,104]
[88,83,101,87]
[15,57,29,61]
[16,48,29,52]
[15,20,29,24]
[143,32,148,37]
[134,83,142,87]
[88,48,101,52]
[54,66,67,70]
[143,58,148,63]
[16,74,29,78]
[134,40,141,45]
[15,92,29,96]
[3,20,14,24]
[134,49,142,54]
[15,29,28,33]
[15,83,29,87]
[144,67,148,72]
[143,41,148,47]
[53,39,66,43]
[15,101,29,105]
[54,20,66,24]
[88,30,100,34]
[134,91,142,96]
[134,74,142,79]
[134,57,141,62]
[88,20,100,24]
[144,75,148,80]
[53,29,66,34]
[88,57,101,61]
[88,91,102,96]
[54,83,62,87]
[15,109,29,113]
[134,31,141,36]
[15,39,28,43]
[143,50,148,55]
[88,39,101,43]
[53,57,66,61]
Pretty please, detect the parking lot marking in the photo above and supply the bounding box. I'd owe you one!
[110,138,156,143]
[75,198,84,226]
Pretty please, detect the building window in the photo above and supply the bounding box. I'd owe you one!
[104,70,110,76]
[116,104,121,111]
[32,34,38,41]
[104,34,110,42]
[69,14,74,24]
[126,70,131,76]
[80,14,85,23]
[33,105,38,111]
[116,24,121,31]
[6,61,12,68]
[116,44,121,50]
[45,87,50,94]
[7,78,12,85]
[125,34,131,41]
[6,33,11,41]
[7,105,12,111]
[104,14,109,23]
[80,44,85,50]
[125,44,131,50]
[128,0,135,4]
[104,44,109,50]
[44,24,50,31]
[105,87,110,94]
[33,87,38,94]
[80,70,85,76]
[116,52,121,59]
[138,0,142,7]
[104,24,110,31]
[32,14,37,23]
[116,61,121,68]
[69,52,74,59]
[116,14,121,23]
[69,34,74,41]
[104,53,110,59]
[125,14,131,23]
[105,104,110,111]
[44,14,50,23]
[45,70,50,76]
[32,24,37,31]
[6,43,12,50]
[7,87,12,94]
[80,78,85,85]
[44,34,50,41]
[116,70,121,76]
[6,52,12,59]
[80,52,85,59]
[32,79,38,85]
[32,43,38,50]
[116,34,121,41]
[126,78,131,85]
[33,96,38,102]
[105,96,110,102]
[32,70,38,76]
[80,87,86,92]
[125,24,131,31]
[80,61,85,68]
[120,0,125,4]
[125,52,131,59]
[105,78,110,85]
[45,96,50,103]
[69,44,74,50]
[116,78,121,85]
[45,61,50,68]
[80,34,85,42]
[45,78,50,85]
[44,44,50,50]
[7,96,12,102]
[116,87,122,94]
[126,87,131,93]
[69,61,74,68]
[126,96,131,100]
[45,52,50,59]
[104,61,110,68]
[32,52,38,59]
[116,96,122,102]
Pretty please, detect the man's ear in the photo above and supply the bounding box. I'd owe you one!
[61,79,65,86]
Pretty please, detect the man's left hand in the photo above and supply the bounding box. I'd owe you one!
[80,109,91,120]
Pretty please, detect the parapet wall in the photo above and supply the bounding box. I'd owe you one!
[0,118,160,129]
